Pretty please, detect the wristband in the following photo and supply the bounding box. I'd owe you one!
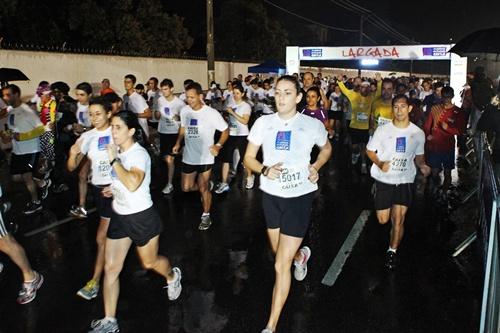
[261,166,269,176]
[215,143,223,148]
[110,158,121,166]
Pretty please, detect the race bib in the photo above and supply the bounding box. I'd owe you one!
[97,136,110,151]
[277,165,308,191]
[356,112,369,122]
[391,157,409,173]
[275,131,291,151]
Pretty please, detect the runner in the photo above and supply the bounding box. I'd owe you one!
[214,83,253,193]
[155,79,185,194]
[172,82,229,230]
[67,97,113,300]
[122,74,152,139]
[1,84,50,215]
[338,73,381,174]
[370,78,395,133]
[244,75,332,333]
[301,86,329,163]
[328,84,343,140]
[0,185,44,304]
[366,94,431,270]
[69,82,93,219]
[88,111,181,333]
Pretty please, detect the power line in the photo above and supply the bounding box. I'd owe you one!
[329,0,414,44]
[263,0,358,33]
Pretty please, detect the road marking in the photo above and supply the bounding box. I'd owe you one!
[24,208,97,237]
[322,209,371,287]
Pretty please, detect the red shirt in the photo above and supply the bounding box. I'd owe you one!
[423,104,466,152]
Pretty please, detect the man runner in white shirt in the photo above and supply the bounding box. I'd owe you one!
[172,82,229,231]
[122,74,152,139]
[155,79,185,194]
[367,94,431,270]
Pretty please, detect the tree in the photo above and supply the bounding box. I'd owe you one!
[215,0,289,61]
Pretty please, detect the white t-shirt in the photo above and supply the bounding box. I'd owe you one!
[223,90,234,107]
[179,92,186,102]
[180,105,228,165]
[80,127,113,185]
[329,92,341,111]
[0,100,12,150]
[7,103,42,155]
[262,88,275,115]
[247,113,328,198]
[111,143,153,215]
[248,87,265,111]
[147,89,161,123]
[366,122,425,185]
[419,90,433,101]
[76,103,91,127]
[157,96,184,134]
[227,101,251,136]
[123,92,150,137]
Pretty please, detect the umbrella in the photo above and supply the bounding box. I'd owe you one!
[449,27,500,61]
[0,68,30,83]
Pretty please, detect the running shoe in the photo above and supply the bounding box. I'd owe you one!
[293,246,311,281]
[229,169,237,178]
[198,215,212,231]
[69,205,88,219]
[351,153,360,165]
[162,183,174,195]
[88,318,120,333]
[17,271,44,304]
[261,328,274,333]
[23,201,42,215]
[385,250,397,270]
[41,178,52,200]
[360,163,368,174]
[215,182,229,194]
[245,175,255,189]
[77,279,100,300]
[165,267,182,300]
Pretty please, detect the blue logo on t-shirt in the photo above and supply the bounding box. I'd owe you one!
[190,118,198,126]
[164,107,170,116]
[8,114,14,126]
[97,136,110,151]
[396,137,406,153]
[275,131,291,150]
[78,112,85,123]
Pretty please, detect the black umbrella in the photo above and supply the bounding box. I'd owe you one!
[0,68,30,83]
[449,27,500,61]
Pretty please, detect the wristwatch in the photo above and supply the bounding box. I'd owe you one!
[110,157,121,166]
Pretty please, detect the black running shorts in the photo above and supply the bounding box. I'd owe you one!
[220,136,247,163]
[159,133,178,158]
[181,163,213,174]
[373,181,414,210]
[107,206,163,247]
[262,192,314,238]
[92,185,113,219]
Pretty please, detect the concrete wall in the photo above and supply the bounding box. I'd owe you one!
[0,50,258,99]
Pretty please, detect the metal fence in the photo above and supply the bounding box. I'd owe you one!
[473,133,500,333]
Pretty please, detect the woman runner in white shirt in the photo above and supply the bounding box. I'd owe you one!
[244,76,332,333]
[89,111,181,333]
[68,96,114,300]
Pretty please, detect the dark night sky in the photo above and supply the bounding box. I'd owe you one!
[169,0,499,50]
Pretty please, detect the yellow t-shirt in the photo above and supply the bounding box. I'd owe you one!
[371,98,393,128]
[338,81,381,130]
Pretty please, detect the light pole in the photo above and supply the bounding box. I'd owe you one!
[207,0,215,88]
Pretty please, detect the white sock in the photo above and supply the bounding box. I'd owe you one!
[104,316,116,323]
[202,212,210,217]
[388,247,397,253]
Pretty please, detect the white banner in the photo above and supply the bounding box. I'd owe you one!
[298,45,452,61]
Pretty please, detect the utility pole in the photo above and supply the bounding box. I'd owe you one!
[206,0,215,88]
[358,15,364,77]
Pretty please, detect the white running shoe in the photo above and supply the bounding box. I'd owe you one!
[215,182,230,194]
[245,175,255,189]
[162,183,174,194]
[293,246,311,281]
[166,267,182,300]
